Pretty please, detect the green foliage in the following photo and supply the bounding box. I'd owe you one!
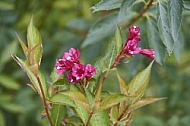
[51,104,66,126]
[49,93,75,107]
[0,110,5,126]
[90,110,110,126]
[1,0,190,125]
[91,0,122,13]
[0,75,20,90]
[146,17,165,64]
[157,1,174,55]
[128,61,153,102]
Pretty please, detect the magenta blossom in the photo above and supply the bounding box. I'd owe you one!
[67,72,78,84]
[67,64,96,83]
[55,59,73,74]
[128,26,141,40]
[55,48,96,84]
[140,49,155,59]
[62,48,80,63]
[122,26,155,58]
[85,64,96,79]
[123,39,141,55]
[55,48,80,74]
[123,26,142,56]
[71,64,87,80]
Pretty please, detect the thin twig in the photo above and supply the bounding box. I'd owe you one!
[121,0,154,30]
[85,111,94,126]
[36,76,53,126]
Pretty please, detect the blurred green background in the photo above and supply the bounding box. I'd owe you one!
[0,0,190,126]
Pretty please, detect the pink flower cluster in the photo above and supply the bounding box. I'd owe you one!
[55,48,96,84]
[123,26,155,58]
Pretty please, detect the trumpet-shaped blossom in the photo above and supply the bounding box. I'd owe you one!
[123,39,141,55]
[122,26,155,58]
[128,26,141,40]
[140,49,155,58]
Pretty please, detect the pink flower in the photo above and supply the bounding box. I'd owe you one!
[128,26,140,40]
[55,48,96,84]
[85,64,96,79]
[123,39,141,55]
[140,49,155,58]
[55,48,80,74]
[122,26,155,58]
[123,26,142,56]
[67,73,78,84]
[55,59,73,74]
[67,64,96,83]
[71,63,87,81]
[62,48,80,63]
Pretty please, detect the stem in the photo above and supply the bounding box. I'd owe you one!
[121,0,154,29]
[95,71,109,94]
[114,107,133,126]
[85,111,94,126]
[36,76,53,126]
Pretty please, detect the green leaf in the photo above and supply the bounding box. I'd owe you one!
[51,104,66,126]
[38,71,48,98]
[27,16,42,66]
[82,13,117,48]
[1,103,23,113]
[183,0,190,10]
[69,84,81,91]
[90,110,110,126]
[117,73,128,114]
[15,33,28,58]
[11,55,41,95]
[118,0,142,23]
[93,84,102,112]
[91,0,122,13]
[0,75,20,90]
[0,1,14,10]
[129,97,166,111]
[74,102,89,124]
[50,68,61,83]
[49,93,75,107]
[91,36,118,111]
[116,72,127,94]
[51,79,70,94]
[98,94,127,112]
[128,61,154,102]
[65,116,83,125]
[110,106,119,121]
[118,0,133,17]
[157,1,174,55]
[85,88,95,105]
[146,16,166,65]
[169,0,183,44]
[0,41,18,71]
[174,31,184,61]
[115,24,123,54]
[93,35,117,79]
[61,91,91,112]
[0,94,12,103]
[0,110,5,126]
[11,55,47,99]
[169,0,183,60]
